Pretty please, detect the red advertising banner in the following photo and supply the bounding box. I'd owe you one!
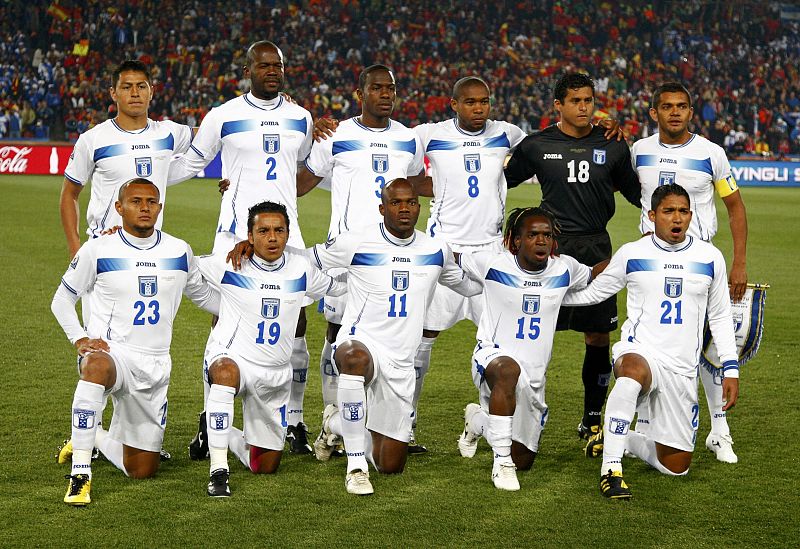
[0,143,73,175]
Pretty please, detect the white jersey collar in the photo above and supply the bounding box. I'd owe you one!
[380,223,415,246]
[245,92,283,111]
[119,229,161,250]
[651,233,693,252]
[250,253,286,271]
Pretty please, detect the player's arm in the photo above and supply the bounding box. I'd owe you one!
[59,178,84,258]
[304,258,348,299]
[306,232,356,271]
[297,165,324,197]
[167,114,221,185]
[706,250,740,409]
[562,251,626,306]
[408,172,433,197]
[439,246,483,297]
[184,247,221,315]
[503,138,537,189]
[721,189,748,302]
[50,244,103,351]
[610,143,642,208]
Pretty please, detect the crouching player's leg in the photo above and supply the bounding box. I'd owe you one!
[599,346,695,499]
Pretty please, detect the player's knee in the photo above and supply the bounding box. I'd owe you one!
[614,355,650,387]
[126,460,159,479]
[208,358,239,388]
[487,357,520,389]
[584,332,610,347]
[334,342,371,376]
[376,456,406,474]
[79,353,115,387]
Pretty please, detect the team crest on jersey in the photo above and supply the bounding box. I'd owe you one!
[592,149,606,165]
[343,401,365,422]
[72,408,96,429]
[135,157,153,177]
[659,171,676,186]
[664,277,683,298]
[263,134,280,154]
[261,298,280,319]
[522,294,540,315]
[209,412,230,431]
[372,154,389,174]
[138,276,158,297]
[463,153,481,173]
[392,270,409,291]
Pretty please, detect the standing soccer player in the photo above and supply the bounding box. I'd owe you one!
[168,41,317,456]
[457,207,600,490]
[51,179,218,505]
[198,201,346,497]
[504,73,641,447]
[563,184,739,498]
[631,82,748,464]
[296,65,424,429]
[308,179,480,495]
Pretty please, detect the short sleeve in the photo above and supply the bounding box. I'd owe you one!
[64,132,93,185]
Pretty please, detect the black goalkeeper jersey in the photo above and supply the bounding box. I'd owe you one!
[504,124,640,235]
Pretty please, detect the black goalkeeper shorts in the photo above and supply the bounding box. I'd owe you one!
[556,231,618,334]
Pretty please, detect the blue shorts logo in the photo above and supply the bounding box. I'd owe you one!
[522,294,540,315]
[343,401,365,421]
[593,149,606,165]
[72,408,96,429]
[464,153,481,173]
[372,154,389,174]
[263,134,280,154]
[392,270,409,291]
[138,275,158,297]
[664,277,683,298]
[209,412,230,431]
[135,157,153,177]
[261,297,280,319]
[658,171,676,186]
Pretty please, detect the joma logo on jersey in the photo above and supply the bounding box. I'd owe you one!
[372,154,389,173]
[343,401,365,421]
[370,143,388,148]
[136,261,156,267]
[664,264,683,270]
[522,294,540,315]
[660,158,677,164]
[72,408,96,429]
[131,144,151,150]
[464,153,481,173]
[593,149,606,165]
[664,277,683,298]
[138,276,158,297]
[260,283,281,290]
[263,134,280,154]
[261,298,280,319]
[392,257,410,263]
[261,121,278,126]
[209,412,229,431]
[524,280,542,287]
[463,141,481,147]
[658,171,676,186]
[543,153,562,160]
[392,270,409,291]
[135,157,152,177]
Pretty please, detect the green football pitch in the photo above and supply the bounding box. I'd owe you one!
[0,175,796,547]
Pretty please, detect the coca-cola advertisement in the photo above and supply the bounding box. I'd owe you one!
[0,143,73,175]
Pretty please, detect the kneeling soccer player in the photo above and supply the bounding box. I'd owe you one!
[563,183,739,499]
[51,179,218,505]
[199,201,346,497]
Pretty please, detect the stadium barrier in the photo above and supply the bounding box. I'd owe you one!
[3,143,800,188]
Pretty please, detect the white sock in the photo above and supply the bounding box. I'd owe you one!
[634,401,650,435]
[338,373,369,473]
[700,364,730,436]
[626,431,688,476]
[601,377,641,475]
[228,427,250,470]
[95,426,127,476]
[320,338,339,407]
[412,336,435,425]
[70,380,104,478]
[485,414,513,465]
[207,384,235,472]
[287,337,309,426]
[470,406,490,436]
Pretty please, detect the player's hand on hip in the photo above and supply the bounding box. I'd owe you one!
[74,337,110,356]
[218,179,230,195]
[313,117,339,142]
[721,377,739,411]
[728,265,747,302]
[226,240,254,271]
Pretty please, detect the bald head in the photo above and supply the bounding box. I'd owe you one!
[380,178,417,205]
[245,41,284,100]
[246,41,282,65]
[379,178,420,239]
[118,178,159,201]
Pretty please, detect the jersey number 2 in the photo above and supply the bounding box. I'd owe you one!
[265,157,277,181]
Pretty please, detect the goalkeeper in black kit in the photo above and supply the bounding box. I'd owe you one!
[504,73,641,451]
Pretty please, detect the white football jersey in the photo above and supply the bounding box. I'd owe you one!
[415,119,526,245]
[57,230,214,354]
[64,119,192,237]
[304,117,424,238]
[563,235,739,377]
[461,251,591,382]
[633,133,739,240]
[199,248,345,367]
[169,93,313,244]
[309,223,476,368]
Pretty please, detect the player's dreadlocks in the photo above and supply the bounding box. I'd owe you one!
[503,206,560,255]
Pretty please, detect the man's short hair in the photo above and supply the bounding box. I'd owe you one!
[358,64,393,91]
[651,183,691,211]
[553,73,595,103]
[452,76,490,100]
[652,82,692,109]
[247,201,290,234]
[245,40,281,66]
[112,60,151,87]
[118,178,159,201]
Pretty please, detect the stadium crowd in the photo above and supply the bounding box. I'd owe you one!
[1,0,799,156]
